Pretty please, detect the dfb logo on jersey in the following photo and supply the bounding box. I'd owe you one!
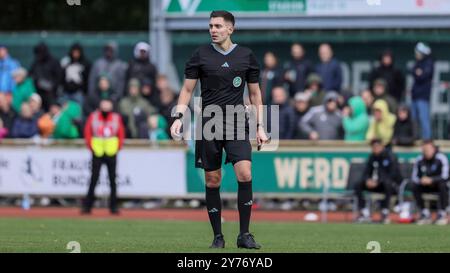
[233,76,242,88]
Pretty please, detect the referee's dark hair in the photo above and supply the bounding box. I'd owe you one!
[210,10,235,26]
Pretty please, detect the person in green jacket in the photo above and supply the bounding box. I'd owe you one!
[343,96,369,142]
[53,100,82,139]
[12,68,36,113]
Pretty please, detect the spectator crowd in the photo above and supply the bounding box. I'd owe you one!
[261,42,435,146]
[0,41,172,141]
[0,41,436,146]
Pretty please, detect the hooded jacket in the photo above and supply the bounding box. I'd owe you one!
[83,75,116,117]
[372,79,398,114]
[368,51,406,102]
[393,106,417,146]
[61,43,91,94]
[366,99,396,145]
[119,92,156,138]
[300,92,343,140]
[88,42,128,101]
[343,96,369,142]
[127,42,158,87]
[29,43,62,95]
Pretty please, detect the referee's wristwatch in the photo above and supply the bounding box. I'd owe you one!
[173,112,183,121]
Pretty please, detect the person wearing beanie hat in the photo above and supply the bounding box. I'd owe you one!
[411,42,434,140]
[305,73,326,107]
[126,41,158,90]
[128,78,141,89]
[293,92,310,139]
[415,42,431,56]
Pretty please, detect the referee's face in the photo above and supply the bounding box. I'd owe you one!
[209,17,233,44]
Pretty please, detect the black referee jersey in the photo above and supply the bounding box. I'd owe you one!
[184,43,260,109]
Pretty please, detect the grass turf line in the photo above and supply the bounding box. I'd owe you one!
[1,218,450,253]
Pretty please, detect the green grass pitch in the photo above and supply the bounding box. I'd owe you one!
[1,218,450,253]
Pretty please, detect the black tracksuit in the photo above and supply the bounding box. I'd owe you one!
[411,151,449,210]
[355,149,402,210]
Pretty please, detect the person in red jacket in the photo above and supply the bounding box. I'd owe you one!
[82,98,125,214]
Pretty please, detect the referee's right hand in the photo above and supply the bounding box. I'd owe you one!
[170,119,183,140]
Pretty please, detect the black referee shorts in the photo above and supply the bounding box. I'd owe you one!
[195,139,252,172]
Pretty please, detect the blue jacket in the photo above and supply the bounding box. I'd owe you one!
[315,58,342,92]
[0,55,20,93]
[11,118,38,138]
[411,56,434,101]
[278,103,296,139]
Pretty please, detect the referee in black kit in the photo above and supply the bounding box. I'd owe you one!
[170,10,269,249]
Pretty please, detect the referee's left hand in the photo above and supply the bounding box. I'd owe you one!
[257,126,270,146]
